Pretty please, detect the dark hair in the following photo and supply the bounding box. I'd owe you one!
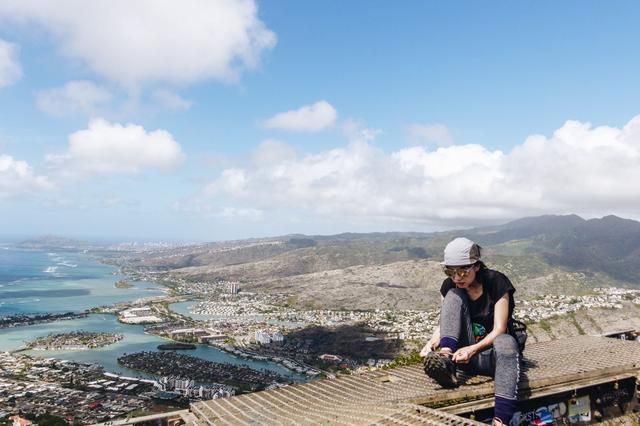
[469,243,482,262]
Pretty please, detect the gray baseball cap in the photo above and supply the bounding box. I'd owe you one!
[442,237,481,266]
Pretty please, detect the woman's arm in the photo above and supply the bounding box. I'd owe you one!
[420,326,440,356]
[452,292,510,363]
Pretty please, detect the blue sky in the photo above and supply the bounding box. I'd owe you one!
[1,1,640,241]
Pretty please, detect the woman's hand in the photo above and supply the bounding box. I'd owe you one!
[452,345,477,363]
[419,336,440,357]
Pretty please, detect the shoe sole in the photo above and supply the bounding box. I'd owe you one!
[423,352,457,388]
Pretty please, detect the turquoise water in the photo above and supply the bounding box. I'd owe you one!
[0,248,306,381]
[0,248,163,315]
[0,314,302,379]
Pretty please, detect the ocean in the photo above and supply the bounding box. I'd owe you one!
[0,247,163,314]
[0,247,304,380]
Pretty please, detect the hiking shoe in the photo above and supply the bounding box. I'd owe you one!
[423,352,458,388]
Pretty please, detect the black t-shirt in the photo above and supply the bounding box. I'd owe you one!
[440,269,515,342]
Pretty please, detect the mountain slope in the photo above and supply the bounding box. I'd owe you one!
[117,214,640,309]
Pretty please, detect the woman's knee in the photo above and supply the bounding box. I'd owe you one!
[494,333,518,356]
[443,287,468,305]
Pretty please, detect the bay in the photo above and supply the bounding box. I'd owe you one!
[0,314,302,380]
[0,248,306,381]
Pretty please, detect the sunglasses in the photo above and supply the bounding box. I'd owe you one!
[443,264,476,278]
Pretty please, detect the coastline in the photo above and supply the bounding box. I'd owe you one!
[0,247,309,382]
[211,341,321,377]
[0,311,89,329]
[3,312,307,381]
[25,331,124,351]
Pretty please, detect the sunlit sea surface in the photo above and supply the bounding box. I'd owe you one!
[0,247,162,314]
[0,248,304,380]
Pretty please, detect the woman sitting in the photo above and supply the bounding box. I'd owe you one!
[421,237,523,426]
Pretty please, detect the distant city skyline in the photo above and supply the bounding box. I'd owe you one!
[1,1,640,241]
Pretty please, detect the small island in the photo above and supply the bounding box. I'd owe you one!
[26,331,124,350]
[114,280,133,289]
[0,312,88,329]
[157,342,197,350]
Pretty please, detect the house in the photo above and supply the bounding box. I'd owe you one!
[10,416,33,426]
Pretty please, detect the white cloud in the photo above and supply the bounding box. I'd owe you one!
[172,198,262,221]
[0,39,22,87]
[262,101,337,132]
[0,154,53,198]
[342,119,382,143]
[251,139,297,165]
[46,118,184,179]
[0,0,276,87]
[188,115,640,226]
[151,89,192,111]
[220,207,263,220]
[36,80,113,117]
[407,123,453,146]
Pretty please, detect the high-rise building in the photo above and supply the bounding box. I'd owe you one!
[228,281,240,294]
[255,330,271,344]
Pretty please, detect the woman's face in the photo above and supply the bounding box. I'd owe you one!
[450,264,479,289]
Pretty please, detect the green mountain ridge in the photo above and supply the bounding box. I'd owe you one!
[125,214,640,284]
[31,213,640,283]
[105,214,640,309]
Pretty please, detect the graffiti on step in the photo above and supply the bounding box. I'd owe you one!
[510,396,591,425]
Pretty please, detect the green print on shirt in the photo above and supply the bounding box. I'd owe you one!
[473,322,486,342]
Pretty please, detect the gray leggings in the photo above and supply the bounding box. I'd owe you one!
[440,287,520,400]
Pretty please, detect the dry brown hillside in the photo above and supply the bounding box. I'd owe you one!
[526,303,640,343]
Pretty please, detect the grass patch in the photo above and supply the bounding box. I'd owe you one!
[285,295,298,308]
[302,299,319,310]
[383,351,422,369]
[568,312,585,335]
[538,319,552,334]
[584,313,603,333]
